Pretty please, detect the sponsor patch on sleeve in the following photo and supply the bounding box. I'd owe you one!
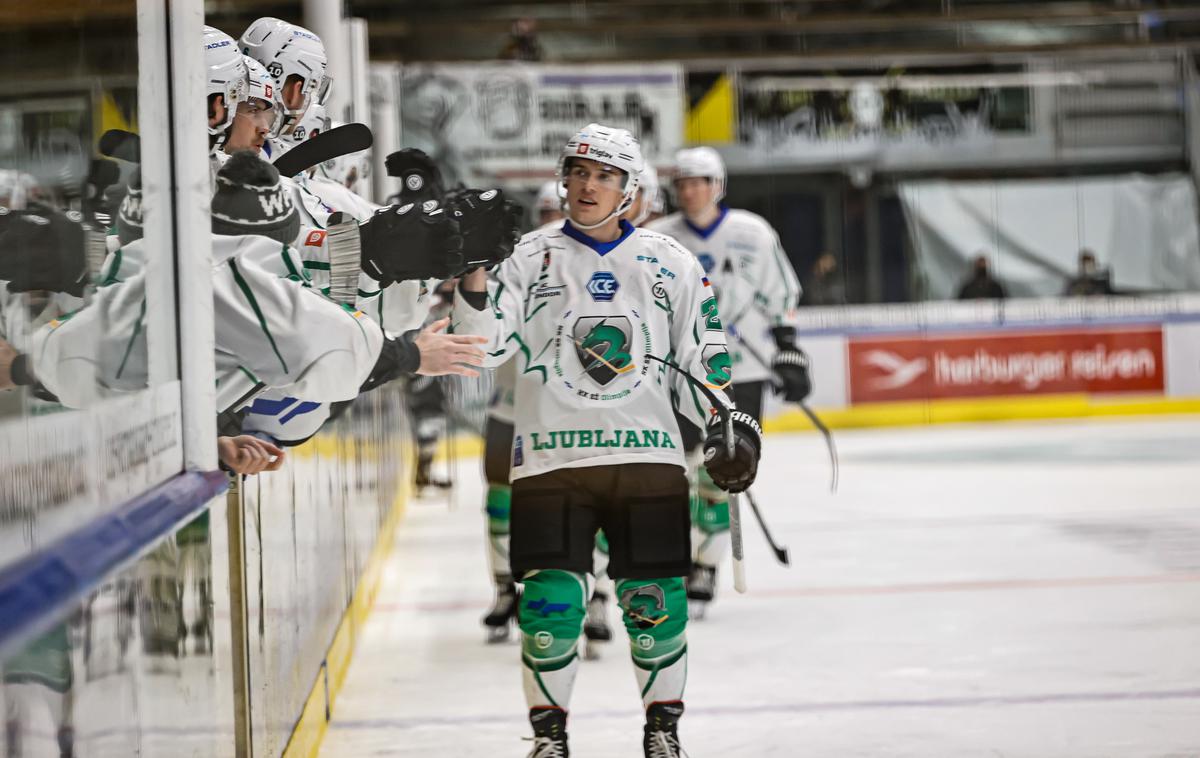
[305,230,327,247]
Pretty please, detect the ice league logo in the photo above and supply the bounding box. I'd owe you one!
[586,271,619,302]
[573,316,634,386]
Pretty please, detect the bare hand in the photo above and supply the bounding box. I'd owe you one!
[217,435,286,475]
[0,339,17,390]
[415,317,487,378]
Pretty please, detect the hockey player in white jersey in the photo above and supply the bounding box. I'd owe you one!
[455,124,762,758]
[646,147,810,614]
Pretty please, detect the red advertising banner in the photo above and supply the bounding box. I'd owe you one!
[848,327,1164,404]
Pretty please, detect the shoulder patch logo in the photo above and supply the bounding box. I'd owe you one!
[586,271,619,302]
[305,229,326,247]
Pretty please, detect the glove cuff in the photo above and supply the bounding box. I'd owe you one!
[773,349,809,368]
[326,215,363,300]
[10,353,33,386]
[770,325,796,351]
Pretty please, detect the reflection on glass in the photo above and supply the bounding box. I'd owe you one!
[0,517,219,757]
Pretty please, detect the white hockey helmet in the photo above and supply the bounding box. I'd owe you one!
[242,56,285,137]
[674,146,726,204]
[557,122,644,229]
[290,101,330,143]
[534,179,563,212]
[204,26,248,140]
[239,18,330,134]
[630,163,661,226]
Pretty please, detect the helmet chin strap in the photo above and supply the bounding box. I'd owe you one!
[567,197,632,231]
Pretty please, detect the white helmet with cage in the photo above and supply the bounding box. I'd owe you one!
[557,122,644,229]
[239,17,331,137]
[242,56,285,138]
[674,146,726,204]
[205,26,248,142]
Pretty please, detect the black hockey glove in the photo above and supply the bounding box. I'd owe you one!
[359,329,421,392]
[357,201,464,286]
[770,325,812,403]
[702,409,762,494]
[445,188,522,273]
[384,148,445,206]
[0,203,92,297]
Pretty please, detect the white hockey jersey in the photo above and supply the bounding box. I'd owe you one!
[33,235,382,410]
[646,208,800,383]
[453,220,732,481]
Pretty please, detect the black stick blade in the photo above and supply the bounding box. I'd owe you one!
[272,123,373,178]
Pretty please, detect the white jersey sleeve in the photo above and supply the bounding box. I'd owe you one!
[211,235,383,403]
[660,237,734,432]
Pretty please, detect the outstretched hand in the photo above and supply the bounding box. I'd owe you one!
[415,317,487,378]
[218,435,285,475]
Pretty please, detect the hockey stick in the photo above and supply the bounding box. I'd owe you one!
[645,354,747,593]
[272,123,373,178]
[745,489,790,566]
[728,325,839,493]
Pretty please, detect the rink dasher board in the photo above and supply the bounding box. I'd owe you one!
[757,297,1200,421]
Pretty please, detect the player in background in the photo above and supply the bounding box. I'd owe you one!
[479,184,564,643]
[454,124,761,758]
[646,147,810,615]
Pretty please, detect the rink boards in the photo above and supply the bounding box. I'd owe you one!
[770,295,1200,431]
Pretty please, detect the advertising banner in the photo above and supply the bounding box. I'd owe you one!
[848,327,1164,404]
[398,62,684,187]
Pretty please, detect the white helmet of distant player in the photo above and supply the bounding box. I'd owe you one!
[630,163,660,226]
[204,26,248,142]
[535,180,563,212]
[674,146,726,205]
[557,122,644,230]
[239,17,331,136]
[242,56,285,137]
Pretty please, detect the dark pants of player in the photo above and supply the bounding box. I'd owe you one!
[510,464,691,710]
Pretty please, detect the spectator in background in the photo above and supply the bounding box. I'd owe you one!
[1063,249,1115,296]
[499,18,544,61]
[957,253,1007,300]
[801,252,846,306]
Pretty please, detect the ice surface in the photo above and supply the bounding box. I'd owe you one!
[320,417,1200,757]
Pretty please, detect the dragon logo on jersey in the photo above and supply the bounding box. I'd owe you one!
[701,296,722,331]
[702,344,733,390]
[573,316,633,386]
[620,584,669,632]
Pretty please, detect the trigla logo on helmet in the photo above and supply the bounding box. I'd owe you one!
[242,55,286,139]
[239,17,332,140]
[557,123,644,231]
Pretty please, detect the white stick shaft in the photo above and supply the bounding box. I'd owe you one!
[729,492,747,593]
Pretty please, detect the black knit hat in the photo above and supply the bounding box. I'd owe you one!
[116,167,143,246]
[211,151,300,245]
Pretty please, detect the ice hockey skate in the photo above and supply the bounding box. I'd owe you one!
[582,590,612,660]
[643,701,687,758]
[685,563,716,619]
[524,707,569,758]
[482,581,519,643]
